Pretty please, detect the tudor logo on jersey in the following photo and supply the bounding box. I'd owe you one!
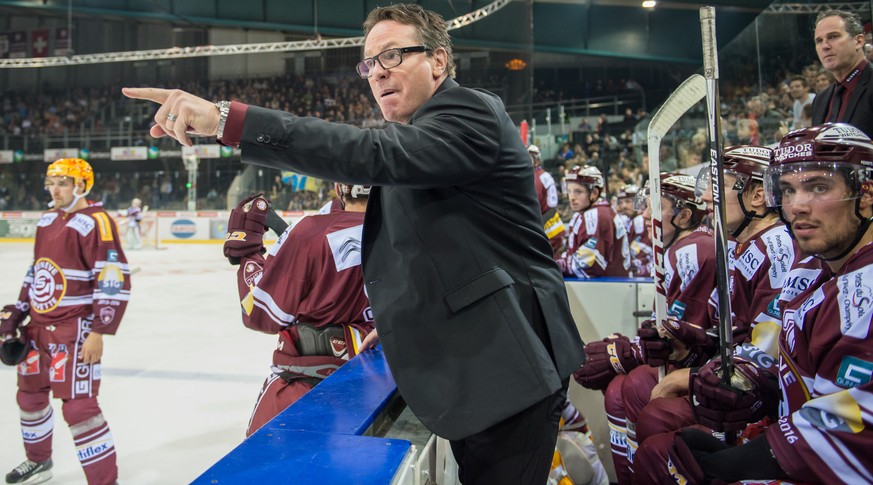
[30,258,66,313]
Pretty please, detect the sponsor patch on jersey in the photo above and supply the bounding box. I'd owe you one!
[797,405,859,434]
[837,267,873,339]
[107,250,118,263]
[766,297,781,319]
[674,244,700,291]
[327,225,364,272]
[795,286,826,332]
[779,268,821,303]
[67,213,96,237]
[584,237,598,249]
[584,209,599,236]
[37,212,58,227]
[29,258,66,313]
[668,300,687,319]
[735,243,765,281]
[49,345,68,382]
[97,264,124,296]
[762,229,793,288]
[330,336,347,358]
[836,356,873,389]
[18,349,39,376]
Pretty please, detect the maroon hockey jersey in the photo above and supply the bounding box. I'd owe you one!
[707,223,803,341]
[236,210,374,375]
[562,200,630,278]
[1,204,130,336]
[765,243,873,484]
[533,165,565,257]
[626,214,653,278]
[663,226,716,328]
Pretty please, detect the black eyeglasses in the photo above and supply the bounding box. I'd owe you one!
[356,46,430,79]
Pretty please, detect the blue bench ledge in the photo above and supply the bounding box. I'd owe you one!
[192,347,412,484]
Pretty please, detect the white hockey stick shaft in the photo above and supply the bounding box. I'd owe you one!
[647,74,706,381]
[701,6,735,384]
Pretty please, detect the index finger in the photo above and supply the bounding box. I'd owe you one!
[122,87,171,104]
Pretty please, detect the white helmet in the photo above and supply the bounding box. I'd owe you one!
[565,165,604,190]
[336,183,371,199]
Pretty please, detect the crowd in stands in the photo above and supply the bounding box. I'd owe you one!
[0,36,854,216]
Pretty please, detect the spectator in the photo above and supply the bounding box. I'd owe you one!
[810,9,873,137]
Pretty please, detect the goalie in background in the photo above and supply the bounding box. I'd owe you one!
[223,184,376,436]
[117,197,146,250]
[0,158,130,485]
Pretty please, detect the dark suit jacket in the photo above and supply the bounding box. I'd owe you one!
[237,77,586,440]
[812,63,873,138]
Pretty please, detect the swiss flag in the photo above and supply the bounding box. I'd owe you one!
[32,29,49,57]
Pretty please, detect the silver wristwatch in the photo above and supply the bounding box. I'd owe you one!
[214,101,231,141]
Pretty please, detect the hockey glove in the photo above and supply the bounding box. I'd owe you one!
[691,356,779,433]
[573,333,643,390]
[637,319,671,367]
[0,303,26,336]
[224,193,270,265]
[669,428,787,484]
[0,333,27,366]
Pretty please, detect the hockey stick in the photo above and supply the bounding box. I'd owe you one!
[647,73,706,380]
[700,6,735,390]
[265,207,289,236]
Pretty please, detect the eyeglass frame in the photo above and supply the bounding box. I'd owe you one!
[356,45,431,79]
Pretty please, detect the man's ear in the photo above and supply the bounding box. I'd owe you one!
[748,184,768,211]
[860,184,873,215]
[431,47,448,77]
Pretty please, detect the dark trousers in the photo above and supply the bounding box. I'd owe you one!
[450,379,568,485]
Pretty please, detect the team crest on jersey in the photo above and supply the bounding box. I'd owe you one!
[243,261,263,287]
[99,306,116,324]
[98,264,125,296]
[37,212,58,227]
[836,356,873,389]
[327,225,364,272]
[837,267,873,339]
[67,213,96,237]
[29,258,66,313]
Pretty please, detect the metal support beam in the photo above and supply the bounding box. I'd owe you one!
[0,0,509,68]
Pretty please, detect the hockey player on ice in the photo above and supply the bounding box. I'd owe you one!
[0,158,130,485]
[223,184,375,436]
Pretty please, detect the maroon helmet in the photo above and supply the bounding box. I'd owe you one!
[765,123,873,208]
[564,165,604,190]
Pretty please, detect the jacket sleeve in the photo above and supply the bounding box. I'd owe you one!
[237,86,504,188]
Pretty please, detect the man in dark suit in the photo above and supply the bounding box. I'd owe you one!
[123,4,585,483]
[811,9,873,137]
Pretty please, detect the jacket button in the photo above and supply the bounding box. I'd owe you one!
[263,135,271,143]
[256,134,265,143]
